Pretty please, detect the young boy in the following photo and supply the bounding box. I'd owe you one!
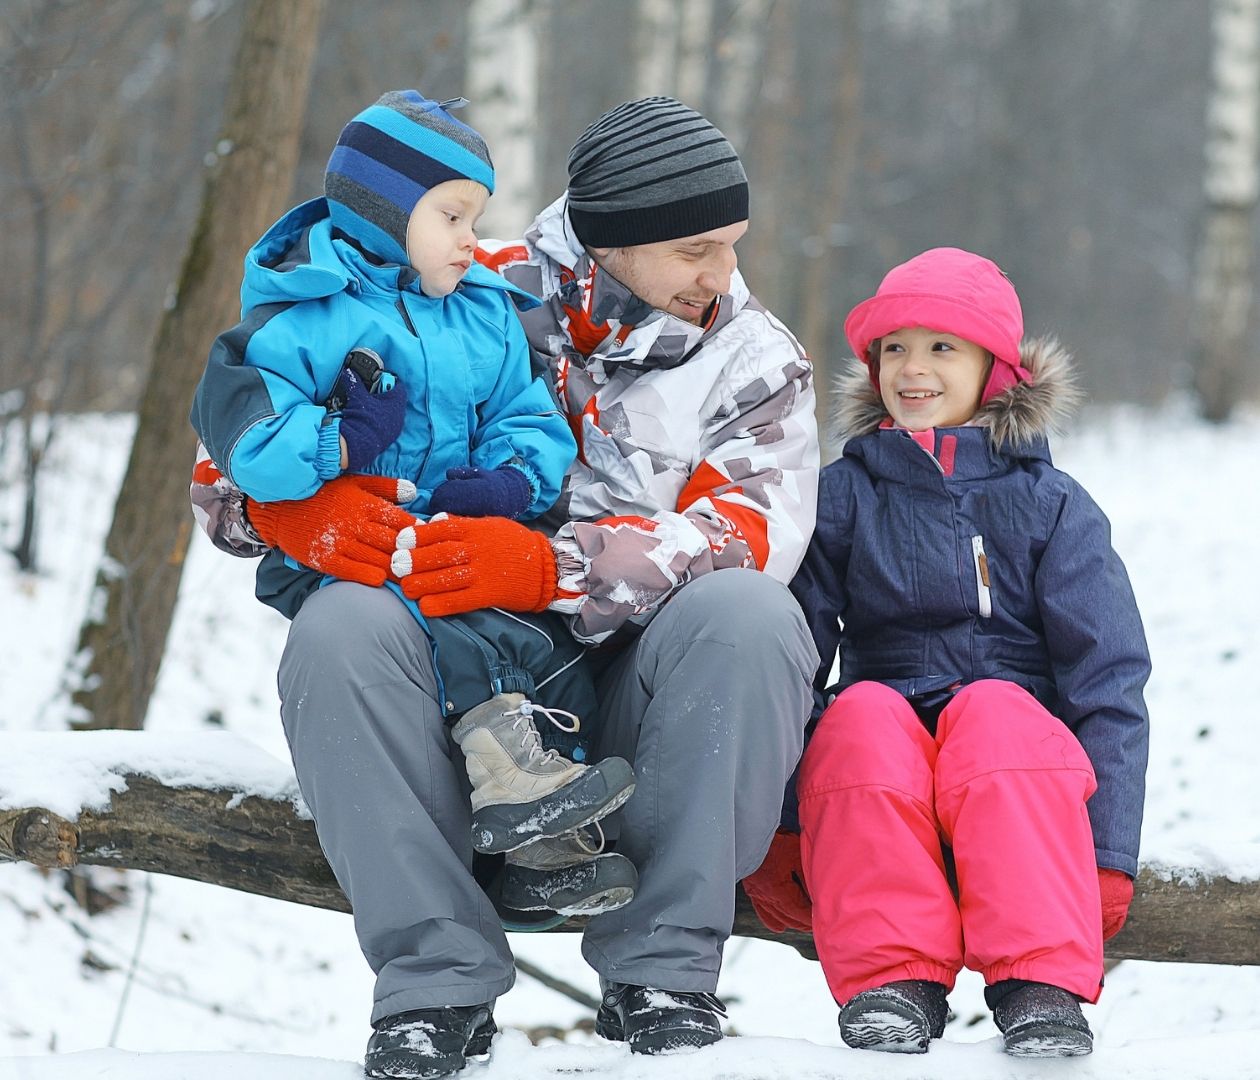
[190,92,635,909]
[751,247,1150,1058]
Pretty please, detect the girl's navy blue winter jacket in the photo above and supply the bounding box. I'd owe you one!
[789,341,1150,876]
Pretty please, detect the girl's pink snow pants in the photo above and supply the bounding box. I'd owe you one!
[798,679,1104,1005]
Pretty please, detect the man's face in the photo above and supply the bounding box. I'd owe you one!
[406,179,489,298]
[590,220,749,324]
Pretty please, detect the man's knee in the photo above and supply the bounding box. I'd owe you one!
[283,583,429,679]
[662,569,814,663]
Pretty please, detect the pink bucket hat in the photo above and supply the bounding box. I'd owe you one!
[844,247,1032,402]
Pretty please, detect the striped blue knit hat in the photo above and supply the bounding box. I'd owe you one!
[324,91,495,266]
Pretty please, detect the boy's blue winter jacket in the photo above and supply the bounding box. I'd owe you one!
[190,197,574,513]
[790,343,1150,876]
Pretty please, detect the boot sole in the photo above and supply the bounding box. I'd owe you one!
[471,758,636,854]
[1003,1023,1093,1058]
[500,853,638,915]
[839,1000,931,1054]
[595,1007,722,1054]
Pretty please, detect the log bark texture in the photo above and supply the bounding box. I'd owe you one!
[3,778,1258,966]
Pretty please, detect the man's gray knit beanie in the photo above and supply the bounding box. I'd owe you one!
[566,97,749,248]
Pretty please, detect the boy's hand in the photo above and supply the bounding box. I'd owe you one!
[246,474,418,587]
[1099,868,1134,940]
[429,465,532,520]
[334,366,407,472]
[391,514,558,617]
[742,829,812,934]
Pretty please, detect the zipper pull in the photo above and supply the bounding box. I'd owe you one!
[972,535,992,618]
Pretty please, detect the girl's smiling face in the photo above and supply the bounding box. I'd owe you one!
[876,326,993,430]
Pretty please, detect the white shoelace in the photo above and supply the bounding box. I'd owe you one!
[506,699,581,765]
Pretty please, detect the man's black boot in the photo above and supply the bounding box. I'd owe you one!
[595,982,726,1054]
[364,1003,496,1078]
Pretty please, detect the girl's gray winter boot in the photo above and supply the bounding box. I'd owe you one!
[838,979,949,1053]
[990,980,1093,1057]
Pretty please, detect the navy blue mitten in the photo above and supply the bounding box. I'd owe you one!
[335,367,407,473]
[429,465,533,519]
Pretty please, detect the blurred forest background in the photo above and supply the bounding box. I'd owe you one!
[5,0,1247,412]
[1,1,1258,780]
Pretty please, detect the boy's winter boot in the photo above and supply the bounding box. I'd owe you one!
[837,979,949,1054]
[364,1004,496,1079]
[596,982,727,1054]
[501,824,638,916]
[451,693,635,854]
[989,980,1093,1057]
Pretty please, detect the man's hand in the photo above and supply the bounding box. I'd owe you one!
[742,829,812,934]
[429,465,533,520]
[1099,867,1134,941]
[247,474,418,587]
[391,514,558,617]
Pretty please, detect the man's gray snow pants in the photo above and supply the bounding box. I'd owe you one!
[277,568,818,1022]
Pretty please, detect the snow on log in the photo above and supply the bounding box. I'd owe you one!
[2,733,1258,964]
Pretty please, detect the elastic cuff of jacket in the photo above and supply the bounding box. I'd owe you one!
[503,459,541,509]
[315,419,343,480]
[1095,849,1138,878]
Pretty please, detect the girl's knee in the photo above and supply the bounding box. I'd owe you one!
[937,679,1094,778]
[800,682,934,792]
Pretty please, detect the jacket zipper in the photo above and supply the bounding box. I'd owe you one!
[971,535,992,618]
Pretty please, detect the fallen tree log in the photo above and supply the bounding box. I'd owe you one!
[3,772,1258,966]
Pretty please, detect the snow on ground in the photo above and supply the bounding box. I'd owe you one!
[1,402,1259,1079]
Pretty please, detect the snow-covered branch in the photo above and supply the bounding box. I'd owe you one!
[2,733,1258,965]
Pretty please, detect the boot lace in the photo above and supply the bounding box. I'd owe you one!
[505,699,581,765]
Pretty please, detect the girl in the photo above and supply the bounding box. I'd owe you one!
[787,247,1149,1057]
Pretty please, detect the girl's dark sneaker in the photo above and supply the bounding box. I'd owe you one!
[364,1003,496,1078]
[838,979,948,1054]
[990,980,1093,1057]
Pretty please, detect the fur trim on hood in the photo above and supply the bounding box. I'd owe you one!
[830,336,1083,452]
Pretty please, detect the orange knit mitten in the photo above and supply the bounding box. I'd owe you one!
[247,474,417,587]
[392,514,559,617]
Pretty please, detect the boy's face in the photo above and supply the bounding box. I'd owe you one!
[588,220,749,324]
[877,326,993,430]
[406,179,489,298]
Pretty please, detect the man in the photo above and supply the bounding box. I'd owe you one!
[192,97,819,1079]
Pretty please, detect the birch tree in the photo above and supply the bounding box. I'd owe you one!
[1192,0,1260,421]
[635,0,679,98]
[67,0,324,731]
[675,0,713,108]
[466,0,540,241]
[712,0,774,153]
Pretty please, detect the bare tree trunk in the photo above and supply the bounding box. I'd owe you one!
[466,0,540,241]
[3,60,53,572]
[799,2,863,455]
[741,1,799,322]
[1193,0,1260,422]
[635,0,679,99]
[2,774,1257,965]
[67,0,324,730]
[712,0,774,153]
[675,0,713,108]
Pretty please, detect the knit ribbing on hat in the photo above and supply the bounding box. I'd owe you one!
[325,90,494,266]
[566,97,749,248]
